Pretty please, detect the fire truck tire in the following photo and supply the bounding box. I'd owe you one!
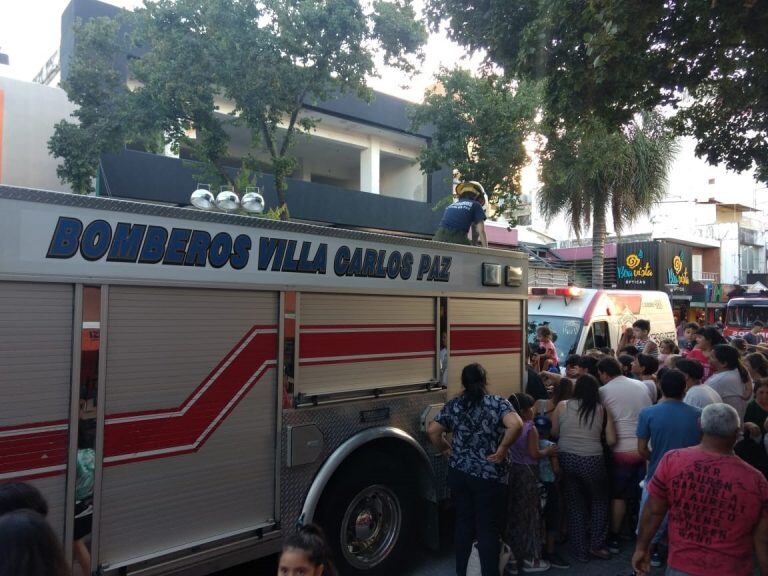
[316,457,415,575]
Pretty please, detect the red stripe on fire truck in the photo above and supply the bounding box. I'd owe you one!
[450,324,523,357]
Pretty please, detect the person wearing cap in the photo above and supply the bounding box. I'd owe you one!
[433,181,488,247]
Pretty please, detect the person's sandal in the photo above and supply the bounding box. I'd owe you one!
[589,548,612,560]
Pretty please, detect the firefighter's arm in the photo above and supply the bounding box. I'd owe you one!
[427,420,451,457]
[488,410,523,463]
[472,220,488,248]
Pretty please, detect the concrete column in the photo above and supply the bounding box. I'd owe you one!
[360,138,380,194]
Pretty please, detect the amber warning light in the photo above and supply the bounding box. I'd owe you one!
[528,287,583,297]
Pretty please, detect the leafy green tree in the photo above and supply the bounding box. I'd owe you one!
[409,68,537,221]
[425,0,768,182]
[50,0,427,217]
[538,113,678,287]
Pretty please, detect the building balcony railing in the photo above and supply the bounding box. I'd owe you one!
[694,271,720,282]
[99,149,451,237]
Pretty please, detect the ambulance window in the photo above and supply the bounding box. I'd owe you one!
[282,292,296,409]
[585,321,610,351]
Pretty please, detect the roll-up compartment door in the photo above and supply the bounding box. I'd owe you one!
[449,298,523,399]
[98,286,278,568]
[0,282,73,539]
[297,293,435,396]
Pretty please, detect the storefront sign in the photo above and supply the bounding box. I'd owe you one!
[616,241,691,294]
[617,242,657,289]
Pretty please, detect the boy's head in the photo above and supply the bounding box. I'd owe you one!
[632,319,651,339]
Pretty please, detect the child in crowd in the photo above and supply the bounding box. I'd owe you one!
[278,524,336,576]
[506,394,557,574]
[537,326,559,368]
[534,415,570,569]
[657,339,679,364]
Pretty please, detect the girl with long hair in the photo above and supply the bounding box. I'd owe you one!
[552,375,617,563]
[278,524,336,576]
[0,510,69,576]
[505,393,557,572]
[708,344,753,422]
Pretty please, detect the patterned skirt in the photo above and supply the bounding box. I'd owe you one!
[505,463,543,562]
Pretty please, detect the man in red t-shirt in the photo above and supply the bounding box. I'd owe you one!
[632,403,768,576]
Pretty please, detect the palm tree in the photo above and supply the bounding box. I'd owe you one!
[538,112,678,287]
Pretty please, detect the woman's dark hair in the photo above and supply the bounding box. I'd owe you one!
[636,354,660,376]
[697,327,726,347]
[731,338,748,353]
[572,375,601,426]
[684,322,700,332]
[0,483,48,517]
[746,353,768,378]
[712,344,750,383]
[676,358,704,381]
[552,378,574,405]
[599,346,614,357]
[660,369,686,399]
[618,354,634,376]
[509,393,535,412]
[460,363,488,404]
[282,523,337,576]
[619,345,639,357]
[577,355,599,379]
[565,354,581,368]
[0,510,68,576]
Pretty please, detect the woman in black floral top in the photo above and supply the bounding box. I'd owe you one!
[428,363,523,576]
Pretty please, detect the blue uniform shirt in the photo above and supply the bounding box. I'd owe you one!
[438,199,486,233]
[636,400,702,481]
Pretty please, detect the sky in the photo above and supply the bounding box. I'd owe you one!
[0,0,480,103]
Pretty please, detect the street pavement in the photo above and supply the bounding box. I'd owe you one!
[222,519,656,576]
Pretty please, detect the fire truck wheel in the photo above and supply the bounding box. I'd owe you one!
[317,458,415,575]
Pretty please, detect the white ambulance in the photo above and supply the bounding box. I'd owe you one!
[0,186,527,576]
[527,287,676,360]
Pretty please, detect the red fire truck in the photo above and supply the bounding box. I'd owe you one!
[0,186,528,575]
[724,296,768,339]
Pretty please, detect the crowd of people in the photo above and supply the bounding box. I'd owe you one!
[4,319,768,576]
[429,319,768,576]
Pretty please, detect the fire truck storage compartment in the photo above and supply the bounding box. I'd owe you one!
[0,282,73,540]
[97,286,279,567]
[448,298,523,399]
[296,293,436,397]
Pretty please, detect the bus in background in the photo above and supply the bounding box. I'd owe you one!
[724,297,768,340]
[527,287,676,361]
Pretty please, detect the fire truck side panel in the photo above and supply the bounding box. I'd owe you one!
[297,293,436,396]
[0,282,73,540]
[448,298,524,399]
[96,286,278,568]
